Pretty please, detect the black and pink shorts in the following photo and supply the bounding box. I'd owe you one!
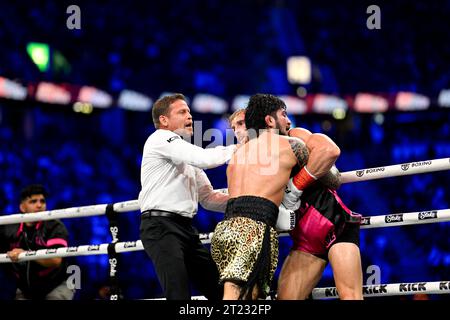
[290,185,361,260]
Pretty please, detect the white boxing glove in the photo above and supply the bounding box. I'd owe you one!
[281,178,303,212]
[276,204,296,231]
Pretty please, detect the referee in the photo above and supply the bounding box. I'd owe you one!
[139,93,235,300]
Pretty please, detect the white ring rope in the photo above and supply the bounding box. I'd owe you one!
[340,157,450,183]
[0,157,448,226]
[0,200,140,226]
[151,281,450,300]
[0,241,144,263]
[359,209,450,229]
[1,208,449,263]
[311,281,450,299]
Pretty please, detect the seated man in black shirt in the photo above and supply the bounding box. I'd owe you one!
[1,184,74,300]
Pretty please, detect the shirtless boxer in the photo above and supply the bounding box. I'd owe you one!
[227,107,363,300]
[278,127,363,300]
[210,94,339,300]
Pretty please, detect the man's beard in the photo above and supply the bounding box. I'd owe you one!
[275,121,289,136]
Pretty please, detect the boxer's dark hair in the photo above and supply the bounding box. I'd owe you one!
[245,94,286,137]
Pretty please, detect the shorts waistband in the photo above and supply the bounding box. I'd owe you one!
[225,196,278,227]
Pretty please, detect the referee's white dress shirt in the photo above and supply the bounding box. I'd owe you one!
[138,129,236,218]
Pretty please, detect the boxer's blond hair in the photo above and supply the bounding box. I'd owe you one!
[228,109,246,126]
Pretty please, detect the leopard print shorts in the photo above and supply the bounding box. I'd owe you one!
[211,216,278,297]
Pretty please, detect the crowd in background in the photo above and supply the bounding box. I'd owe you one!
[1,1,449,97]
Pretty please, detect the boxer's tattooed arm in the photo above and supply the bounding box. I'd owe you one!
[319,165,342,190]
[288,138,309,167]
[288,138,341,190]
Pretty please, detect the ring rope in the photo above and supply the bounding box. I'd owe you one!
[0,241,144,263]
[1,208,449,263]
[152,281,450,300]
[340,157,449,183]
[0,158,448,226]
[311,281,450,299]
[0,200,140,226]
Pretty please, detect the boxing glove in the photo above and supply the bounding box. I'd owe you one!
[281,178,303,211]
[281,166,317,211]
[276,204,296,231]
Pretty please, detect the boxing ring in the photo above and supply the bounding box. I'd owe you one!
[1,158,449,300]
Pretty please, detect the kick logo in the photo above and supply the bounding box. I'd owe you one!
[399,283,426,292]
[363,284,387,294]
[439,281,450,290]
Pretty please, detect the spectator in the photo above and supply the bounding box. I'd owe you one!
[0,184,74,300]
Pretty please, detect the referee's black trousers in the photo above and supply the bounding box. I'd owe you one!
[140,214,222,300]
